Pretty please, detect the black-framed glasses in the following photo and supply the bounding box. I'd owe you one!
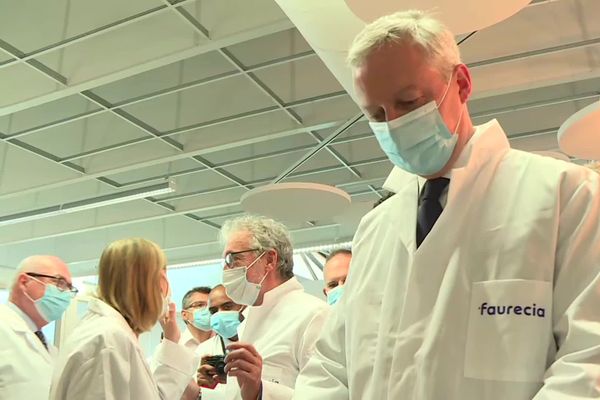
[26,273,79,295]
[223,248,260,268]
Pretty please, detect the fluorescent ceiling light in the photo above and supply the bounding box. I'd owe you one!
[0,180,175,227]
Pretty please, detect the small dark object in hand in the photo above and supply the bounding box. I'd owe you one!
[203,355,227,384]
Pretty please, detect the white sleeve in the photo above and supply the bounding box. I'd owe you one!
[292,303,349,399]
[152,339,200,400]
[260,306,331,400]
[534,171,600,399]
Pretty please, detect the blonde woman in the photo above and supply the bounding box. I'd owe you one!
[50,238,199,399]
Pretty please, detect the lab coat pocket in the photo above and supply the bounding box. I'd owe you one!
[464,279,552,383]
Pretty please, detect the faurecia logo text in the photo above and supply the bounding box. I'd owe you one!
[478,302,546,318]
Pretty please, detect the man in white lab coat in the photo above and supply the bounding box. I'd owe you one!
[180,286,214,400]
[219,215,330,400]
[0,255,74,399]
[322,249,352,306]
[293,10,600,400]
[196,285,244,400]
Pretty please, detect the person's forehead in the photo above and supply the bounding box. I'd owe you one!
[188,291,209,303]
[40,258,72,282]
[324,254,351,279]
[209,287,232,306]
[223,231,254,255]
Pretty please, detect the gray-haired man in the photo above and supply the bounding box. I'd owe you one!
[218,215,329,400]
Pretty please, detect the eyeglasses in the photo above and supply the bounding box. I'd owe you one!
[223,248,261,269]
[185,301,207,310]
[26,273,79,295]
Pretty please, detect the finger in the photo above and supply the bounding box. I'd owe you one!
[225,349,260,365]
[224,358,257,374]
[227,342,260,357]
[198,365,217,376]
[227,369,256,382]
[168,302,177,318]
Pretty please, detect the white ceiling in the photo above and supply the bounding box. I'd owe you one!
[0,0,598,279]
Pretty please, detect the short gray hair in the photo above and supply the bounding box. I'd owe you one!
[220,215,294,280]
[347,10,461,78]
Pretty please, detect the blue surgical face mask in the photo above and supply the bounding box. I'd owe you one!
[327,285,345,306]
[369,73,463,176]
[210,310,241,339]
[191,308,212,331]
[26,280,73,322]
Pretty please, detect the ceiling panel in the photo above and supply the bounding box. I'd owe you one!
[0,63,60,108]
[107,158,202,186]
[0,0,163,53]
[252,56,345,103]
[0,95,99,136]
[461,0,600,64]
[202,133,317,166]
[0,142,81,194]
[330,136,384,164]
[19,112,149,159]
[226,28,312,67]
[174,110,311,150]
[471,43,600,97]
[90,50,236,105]
[121,74,276,132]
[165,186,247,213]
[69,139,183,174]
[34,11,204,85]
[184,0,288,40]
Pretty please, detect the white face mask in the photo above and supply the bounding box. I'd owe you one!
[369,71,463,176]
[222,252,267,306]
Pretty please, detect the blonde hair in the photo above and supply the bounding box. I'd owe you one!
[347,10,461,77]
[97,238,166,335]
[586,162,600,175]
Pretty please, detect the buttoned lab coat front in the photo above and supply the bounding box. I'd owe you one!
[50,298,199,400]
[226,277,330,400]
[0,303,56,399]
[293,119,600,399]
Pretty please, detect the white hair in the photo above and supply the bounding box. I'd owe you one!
[347,10,461,77]
[220,215,294,280]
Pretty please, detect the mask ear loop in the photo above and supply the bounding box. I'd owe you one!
[437,67,457,107]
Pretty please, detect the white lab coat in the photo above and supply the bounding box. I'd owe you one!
[225,277,329,400]
[50,298,199,400]
[293,119,600,400]
[0,303,56,399]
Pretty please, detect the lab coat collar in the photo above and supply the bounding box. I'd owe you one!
[7,301,38,332]
[179,328,200,348]
[259,277,303,309]
[87,297,138,341]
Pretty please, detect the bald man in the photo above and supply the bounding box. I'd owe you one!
[323,249,352,306]
[0,256,75,399]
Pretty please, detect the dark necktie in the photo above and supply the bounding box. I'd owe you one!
[416,178,450,248]
[34,330,48,350]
